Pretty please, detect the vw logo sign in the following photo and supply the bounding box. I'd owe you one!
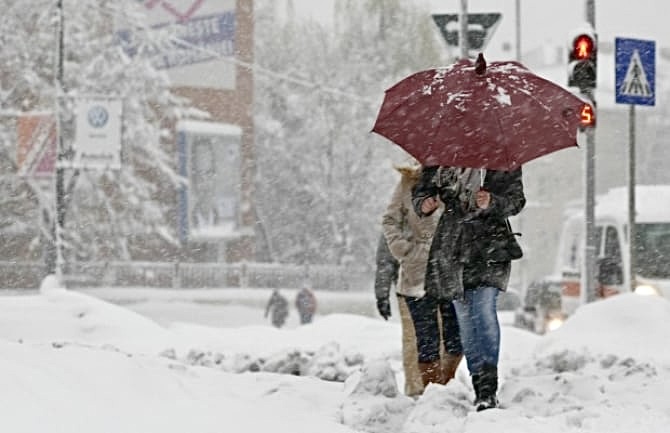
[87,105,109,129]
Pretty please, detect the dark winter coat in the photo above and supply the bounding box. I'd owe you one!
[296,288,317,315]
[265,290,289,327]
[374,233,399,301]
[412,167,525,301]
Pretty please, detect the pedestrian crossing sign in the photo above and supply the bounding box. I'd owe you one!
[615,37,655,106]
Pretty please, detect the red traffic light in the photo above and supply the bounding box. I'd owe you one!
[573,34,595,60]
[580,103,595,128]
[568,30,597,90]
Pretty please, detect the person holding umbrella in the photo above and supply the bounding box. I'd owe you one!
[412,166,525,411]
[380,160,463,395]
[373,53,584,410]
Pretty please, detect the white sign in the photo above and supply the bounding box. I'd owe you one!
[431,13,501,53]
[72,98,122,170]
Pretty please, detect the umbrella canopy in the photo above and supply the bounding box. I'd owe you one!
[372,54,590,171]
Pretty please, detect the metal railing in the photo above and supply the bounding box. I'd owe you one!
[0,261,372,291]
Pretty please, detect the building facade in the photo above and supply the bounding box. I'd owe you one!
[137,0,256,263]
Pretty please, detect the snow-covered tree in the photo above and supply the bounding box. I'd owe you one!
[254,0,446,268]
[0,0,198,271]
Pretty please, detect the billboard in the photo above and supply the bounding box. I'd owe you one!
[176,120,242,241]
[120,0,237,89]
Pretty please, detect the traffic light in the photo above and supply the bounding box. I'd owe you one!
[568,33,597,91]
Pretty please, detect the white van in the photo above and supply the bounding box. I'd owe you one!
[556,185,670,315]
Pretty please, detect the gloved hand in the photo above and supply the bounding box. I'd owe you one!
[376,297,391,320]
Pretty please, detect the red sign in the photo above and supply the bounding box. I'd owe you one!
[16,114,57,178]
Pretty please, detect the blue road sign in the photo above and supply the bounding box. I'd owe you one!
[615,38,655,106]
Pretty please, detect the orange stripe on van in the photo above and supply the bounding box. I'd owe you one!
[598,285,620,298]
[562,281,580,297]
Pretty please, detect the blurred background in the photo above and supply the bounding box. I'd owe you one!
[1,0,669,303]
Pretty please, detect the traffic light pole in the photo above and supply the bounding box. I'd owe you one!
[583,89,597,304]
[582,0,597,304]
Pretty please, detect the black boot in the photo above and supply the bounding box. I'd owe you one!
[475,364,498,411]
[471,373,482,405]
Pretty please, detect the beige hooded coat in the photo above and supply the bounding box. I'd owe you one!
[382,165,442,298]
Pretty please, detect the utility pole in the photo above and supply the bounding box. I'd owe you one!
[515,0,521,61]
[54,0,66,282]
[459,0,468,59]
[583,0,597,303]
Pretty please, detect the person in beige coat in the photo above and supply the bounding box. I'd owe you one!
[380,161,463,396]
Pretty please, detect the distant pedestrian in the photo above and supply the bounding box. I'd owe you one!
[295,287,317,324]
[265,289,289,328]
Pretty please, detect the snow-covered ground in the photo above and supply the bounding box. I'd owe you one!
[1,280,670,433]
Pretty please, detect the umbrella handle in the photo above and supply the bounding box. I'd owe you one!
[463,209,484,222]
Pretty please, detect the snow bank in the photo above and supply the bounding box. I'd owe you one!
[535,293,670,365]
[0,289,172,354]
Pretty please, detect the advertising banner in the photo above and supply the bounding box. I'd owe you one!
[118,0,237,89]
[16,113,57,178]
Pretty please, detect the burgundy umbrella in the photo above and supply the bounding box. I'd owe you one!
[372,54,591,171]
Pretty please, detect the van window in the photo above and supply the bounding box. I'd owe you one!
[635,223,670,279]
[604,226,621,261]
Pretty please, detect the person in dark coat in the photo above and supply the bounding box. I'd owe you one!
[412,166,525,411]
[265,289,289,328]
[295,287,317,324]
[374,233,399,317]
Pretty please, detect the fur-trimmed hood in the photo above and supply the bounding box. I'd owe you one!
[393,161,422,182]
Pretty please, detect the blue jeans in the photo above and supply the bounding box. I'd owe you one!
[452,286,500,374]
[404,294,462,363]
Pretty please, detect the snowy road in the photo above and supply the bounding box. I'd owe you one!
[1,287,669,432]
